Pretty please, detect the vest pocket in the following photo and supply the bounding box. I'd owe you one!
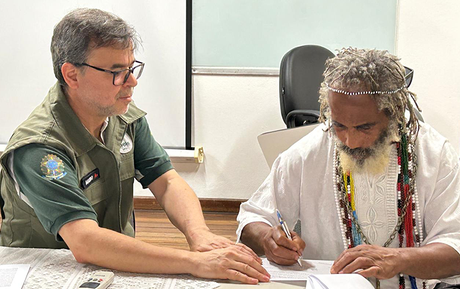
[119,151,134,181]
[82,179,107,205]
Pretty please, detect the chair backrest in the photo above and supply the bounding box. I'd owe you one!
[279,45,334,128]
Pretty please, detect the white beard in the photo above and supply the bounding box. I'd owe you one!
[339,144,392,175]
[336,126,400,175]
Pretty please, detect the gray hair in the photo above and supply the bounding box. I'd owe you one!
[318,48,419,138]
[51,8,141,87]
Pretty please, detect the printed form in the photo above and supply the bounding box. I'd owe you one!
[262,258,333,281]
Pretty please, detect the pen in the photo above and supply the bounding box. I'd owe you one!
[276,209,302,267]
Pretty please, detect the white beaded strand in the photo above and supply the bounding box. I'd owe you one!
[413,183,423,246]
[409,143,423,247]
[325,82,406,96]
[333,147,349,250]
[413,182,426,288]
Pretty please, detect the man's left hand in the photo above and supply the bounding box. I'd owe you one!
[188,229,261,260]
[187,228,238,250]
[331,244,402,280]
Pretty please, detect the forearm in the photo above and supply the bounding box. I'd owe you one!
[61,219,271,284]
[240,222,272,255]
[62,219,197,274]
[165,181,208,235]
[149,171,209,242]
[398,243,460,279]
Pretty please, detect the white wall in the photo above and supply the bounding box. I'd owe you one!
[0,1,187,148]
[134,74,285,198]
[135,0,460,199]
[396,0,460,152]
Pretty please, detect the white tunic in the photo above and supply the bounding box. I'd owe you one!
[237,122,460,288]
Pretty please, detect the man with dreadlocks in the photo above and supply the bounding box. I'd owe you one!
[237,48,460,288]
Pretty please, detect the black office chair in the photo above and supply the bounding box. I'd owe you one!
[279,45,334,128]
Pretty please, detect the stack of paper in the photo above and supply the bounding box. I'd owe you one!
[262,258,374,289]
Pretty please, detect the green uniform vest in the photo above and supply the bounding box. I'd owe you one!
[0,83,145,248]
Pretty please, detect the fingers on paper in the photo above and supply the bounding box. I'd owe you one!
[220,249,270,284]
[233,243,262,263]
[265,241,301,265]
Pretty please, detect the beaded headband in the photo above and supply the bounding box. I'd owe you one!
[325,82,406,96]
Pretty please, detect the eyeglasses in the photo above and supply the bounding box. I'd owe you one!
[75,60,145,86]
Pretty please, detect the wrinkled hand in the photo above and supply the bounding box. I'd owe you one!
[191,245,271,284]
[261,225,305,266]
[331,244,402,280]
[187,228,237,252]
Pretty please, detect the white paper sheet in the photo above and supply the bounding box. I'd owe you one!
[306,273,374,289]
[0,264,30,289]
[262,258,334,281]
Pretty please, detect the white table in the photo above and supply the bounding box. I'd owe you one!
[0,246,304,289]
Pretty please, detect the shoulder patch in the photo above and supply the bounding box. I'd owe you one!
[40,154,67,180]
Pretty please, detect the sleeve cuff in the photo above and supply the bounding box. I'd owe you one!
[426,236,460,257]
[426,238,460,284]
[236,218,274,243]
[51,211,98,241]
[139,161,174,188]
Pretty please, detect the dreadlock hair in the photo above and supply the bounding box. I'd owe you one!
[318,47,420,139]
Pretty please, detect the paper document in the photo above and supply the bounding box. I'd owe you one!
[262,258,333,281]
[306,273,374,289]
[0,264,30,289]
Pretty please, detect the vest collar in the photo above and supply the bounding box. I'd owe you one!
[49,83,146,156]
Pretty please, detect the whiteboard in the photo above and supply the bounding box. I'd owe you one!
[0,0,186,148]
[192,0,397,68]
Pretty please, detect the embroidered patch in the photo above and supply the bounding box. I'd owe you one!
[81,168,100,189]
[41,154,67,180]
[120,134,133,154]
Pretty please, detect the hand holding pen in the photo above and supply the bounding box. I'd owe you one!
[276,209,303,267]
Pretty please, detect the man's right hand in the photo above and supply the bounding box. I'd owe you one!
[190,244,271,284]
[261,225,305,266]
[241,222,305,266]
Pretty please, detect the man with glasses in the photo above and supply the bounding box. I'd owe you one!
[0,8,269,284]
[74,61,145,86]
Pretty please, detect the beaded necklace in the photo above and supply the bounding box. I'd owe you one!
[333,131,426,289]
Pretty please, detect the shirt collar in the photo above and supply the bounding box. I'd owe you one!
[100,118,110,144]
